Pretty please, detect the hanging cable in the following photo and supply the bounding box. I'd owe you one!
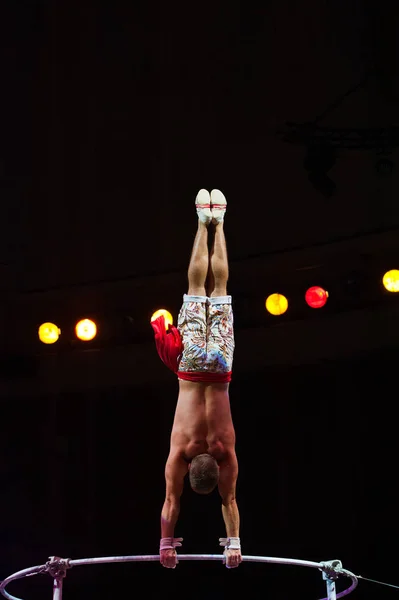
[357,574,399,590]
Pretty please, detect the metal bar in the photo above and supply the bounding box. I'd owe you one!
[53,578,63,600]
[69,554,323,569]
[0,555,358,600]
[325,577,337,600]
[0,566,44,600]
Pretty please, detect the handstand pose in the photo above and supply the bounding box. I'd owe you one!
[151,189,241,570]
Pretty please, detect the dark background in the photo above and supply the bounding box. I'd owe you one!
[1,1,399,599]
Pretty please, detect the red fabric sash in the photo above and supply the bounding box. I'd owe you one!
[151,315,183,374]
[178,371,232,383]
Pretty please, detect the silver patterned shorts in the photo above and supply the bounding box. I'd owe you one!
[177,295,235,374]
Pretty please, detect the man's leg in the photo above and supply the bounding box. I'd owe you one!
[187,221,209,296]
[209,222,229,297]
[206,191,234,375]
[208,190,229,297]
[187,189,212,296]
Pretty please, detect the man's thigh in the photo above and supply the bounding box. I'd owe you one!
[177,295,208,372]
[206,296,235,372]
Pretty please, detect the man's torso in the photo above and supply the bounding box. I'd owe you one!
[171,380,236,462]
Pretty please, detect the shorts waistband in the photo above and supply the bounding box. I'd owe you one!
[183,294,232,304]
[178,370,232,383]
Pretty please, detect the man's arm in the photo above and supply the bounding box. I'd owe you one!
[218,449,242,568]
[160,449,188,568]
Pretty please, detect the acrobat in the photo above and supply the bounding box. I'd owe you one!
[151,189,241,569]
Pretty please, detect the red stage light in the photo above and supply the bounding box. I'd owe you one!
[305,286,329,309]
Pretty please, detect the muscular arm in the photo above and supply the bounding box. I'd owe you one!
[218,449,240,536]
[218,449,241,568]
[161,449,188,537]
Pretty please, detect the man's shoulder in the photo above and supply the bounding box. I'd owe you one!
[217,446,237,465]
[168,444,186,459]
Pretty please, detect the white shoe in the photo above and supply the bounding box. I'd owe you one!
[195,189,212,225]
[210,189,227,224]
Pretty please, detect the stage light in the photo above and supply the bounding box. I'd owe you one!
[151,309,173,329]
[382,269,399,292]
[75,319,97,341]
[265,293,288,316]
[375,157,394,177]
[305,286,329,308]
[38,322,61,344]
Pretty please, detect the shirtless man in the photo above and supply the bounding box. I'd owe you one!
[152,189,241,570]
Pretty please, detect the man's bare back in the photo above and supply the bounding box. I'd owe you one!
[162,379,240,569]
[171,380,236,461]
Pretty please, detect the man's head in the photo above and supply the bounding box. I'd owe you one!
[189,453,219,494]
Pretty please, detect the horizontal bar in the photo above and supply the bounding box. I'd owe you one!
[69,554,323,569]
[0,555,358,600]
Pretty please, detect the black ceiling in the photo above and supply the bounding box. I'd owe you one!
[1,1,399,379]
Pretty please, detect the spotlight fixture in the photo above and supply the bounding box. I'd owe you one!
[382,269,399,292]
[75,319,97,341]
[375,157,394,177]
[265,293,288,316]
[151,309,173,330]
[38,322,61,344]
[305,286,329,309]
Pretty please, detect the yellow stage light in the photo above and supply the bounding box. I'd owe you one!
[382,269,399,292]
[265,293,288,316]
[38,322,61,344]
[151,309,173,329]
[75,319,97,341]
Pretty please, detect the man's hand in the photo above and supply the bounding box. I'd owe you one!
[160,548,178,569]
[224,548,242,569]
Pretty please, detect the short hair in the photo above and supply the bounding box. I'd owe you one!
[189,453,219,494]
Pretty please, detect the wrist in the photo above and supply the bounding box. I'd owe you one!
[219,536,241,550]
[160,537,183,551]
